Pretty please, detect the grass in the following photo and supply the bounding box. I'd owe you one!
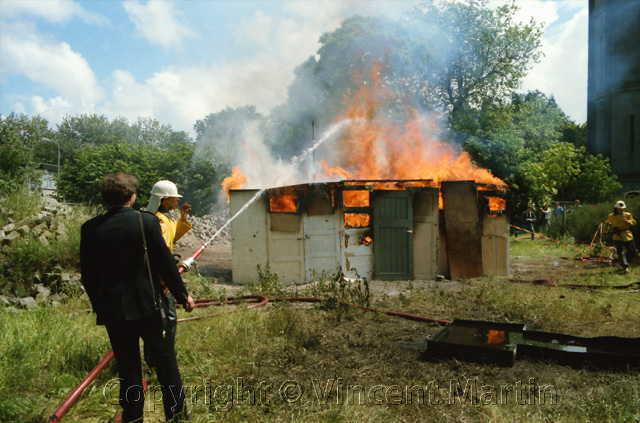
[1,224,639,422]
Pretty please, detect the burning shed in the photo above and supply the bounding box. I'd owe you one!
[230,179,508,284]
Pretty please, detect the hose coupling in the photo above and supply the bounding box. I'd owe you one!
[179,257,195,272]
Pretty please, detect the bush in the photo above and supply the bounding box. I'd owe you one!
[0,186,44,223]
[565,197,640,243]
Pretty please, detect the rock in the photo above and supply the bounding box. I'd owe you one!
[49,293,68,303]
[55,223,66,236]
[18,297,37,310]
[3,306,20,314]
[34,212,54,224]
[2,231,20,245]
[2,223,15,233]
[0,295,10,307]
[16,225,30,235]
[33,284,51,303]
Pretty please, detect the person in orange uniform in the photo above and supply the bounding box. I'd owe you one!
[603,200,637,273]
[144,180,192,367]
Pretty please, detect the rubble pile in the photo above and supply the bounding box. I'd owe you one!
[1,197,84,310]
[175,209,232,248]
[0,197,74,248]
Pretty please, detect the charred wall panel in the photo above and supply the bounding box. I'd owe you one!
[441,181,483,279]
[482,215,509,275]
[413,188,439,280]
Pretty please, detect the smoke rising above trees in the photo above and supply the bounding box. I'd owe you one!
[1,0,621,215]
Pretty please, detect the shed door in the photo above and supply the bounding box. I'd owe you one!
[303,211,340,281]
[373,191,413,280]
[267,213,305,285]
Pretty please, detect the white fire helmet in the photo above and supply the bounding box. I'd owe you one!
[614,200,626,209]
[146,180,182,213]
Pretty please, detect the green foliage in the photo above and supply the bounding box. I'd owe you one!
[541,142,582,197]
[253,261,286,298]
[0,185,45,224]
[0,302,112,421]
[566,197,640,243]
[0,189,91,296]
[304,269,370,310]
[0,113,54,191]
[409,0,543,124]
[464,93,619,218]
[567,153,622,204]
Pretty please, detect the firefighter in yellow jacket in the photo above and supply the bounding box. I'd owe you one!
[144,180,192,367]
[603,200,637,273]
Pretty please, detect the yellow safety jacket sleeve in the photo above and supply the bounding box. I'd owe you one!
[603,212,636,242]
[155,211,192,253]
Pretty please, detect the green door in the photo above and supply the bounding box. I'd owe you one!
[373,191,413,280]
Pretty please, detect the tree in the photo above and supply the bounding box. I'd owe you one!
[407,0,543,126]
[267,16,415,158]
[567,153,621,204]
[194,106,266,172]
[60,142,165,206]
[127,117,191,148]
[461,92,608,218]
[0,113,53,191]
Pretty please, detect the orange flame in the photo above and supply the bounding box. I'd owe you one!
[221,60,506,199]
[270,187,297,212]
[486,330,505,345]
[314,63,505,187]
[221,166,248,203]
[270,195,297,212]
[343,190,370,207]
[345,213,370,228]
[486,196,506,213]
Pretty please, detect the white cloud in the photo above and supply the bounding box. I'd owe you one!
[510,0,559,27]
[0,21,104,122]
[101,4,349,134]
[0,0,108,25]
[123,0,195,49]
[521,7,588,123]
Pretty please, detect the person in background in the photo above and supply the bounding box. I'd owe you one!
[540,204,552,233]
[603,200,637,273]
[80,173,195,422]
[520,205,536,240]
[569,199,582,213]
[552,201,563,222]
[144,180,192,368]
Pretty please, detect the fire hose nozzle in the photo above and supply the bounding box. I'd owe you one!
[179,257,195,272]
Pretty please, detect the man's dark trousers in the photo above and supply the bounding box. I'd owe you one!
[106,315,187,422]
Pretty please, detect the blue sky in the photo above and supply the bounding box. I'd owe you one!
[0,0,588,137]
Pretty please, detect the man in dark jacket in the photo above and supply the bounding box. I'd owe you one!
[80,173,195,422]
[520,205,536,240]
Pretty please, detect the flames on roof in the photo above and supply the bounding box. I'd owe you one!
[221,61,506,206]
